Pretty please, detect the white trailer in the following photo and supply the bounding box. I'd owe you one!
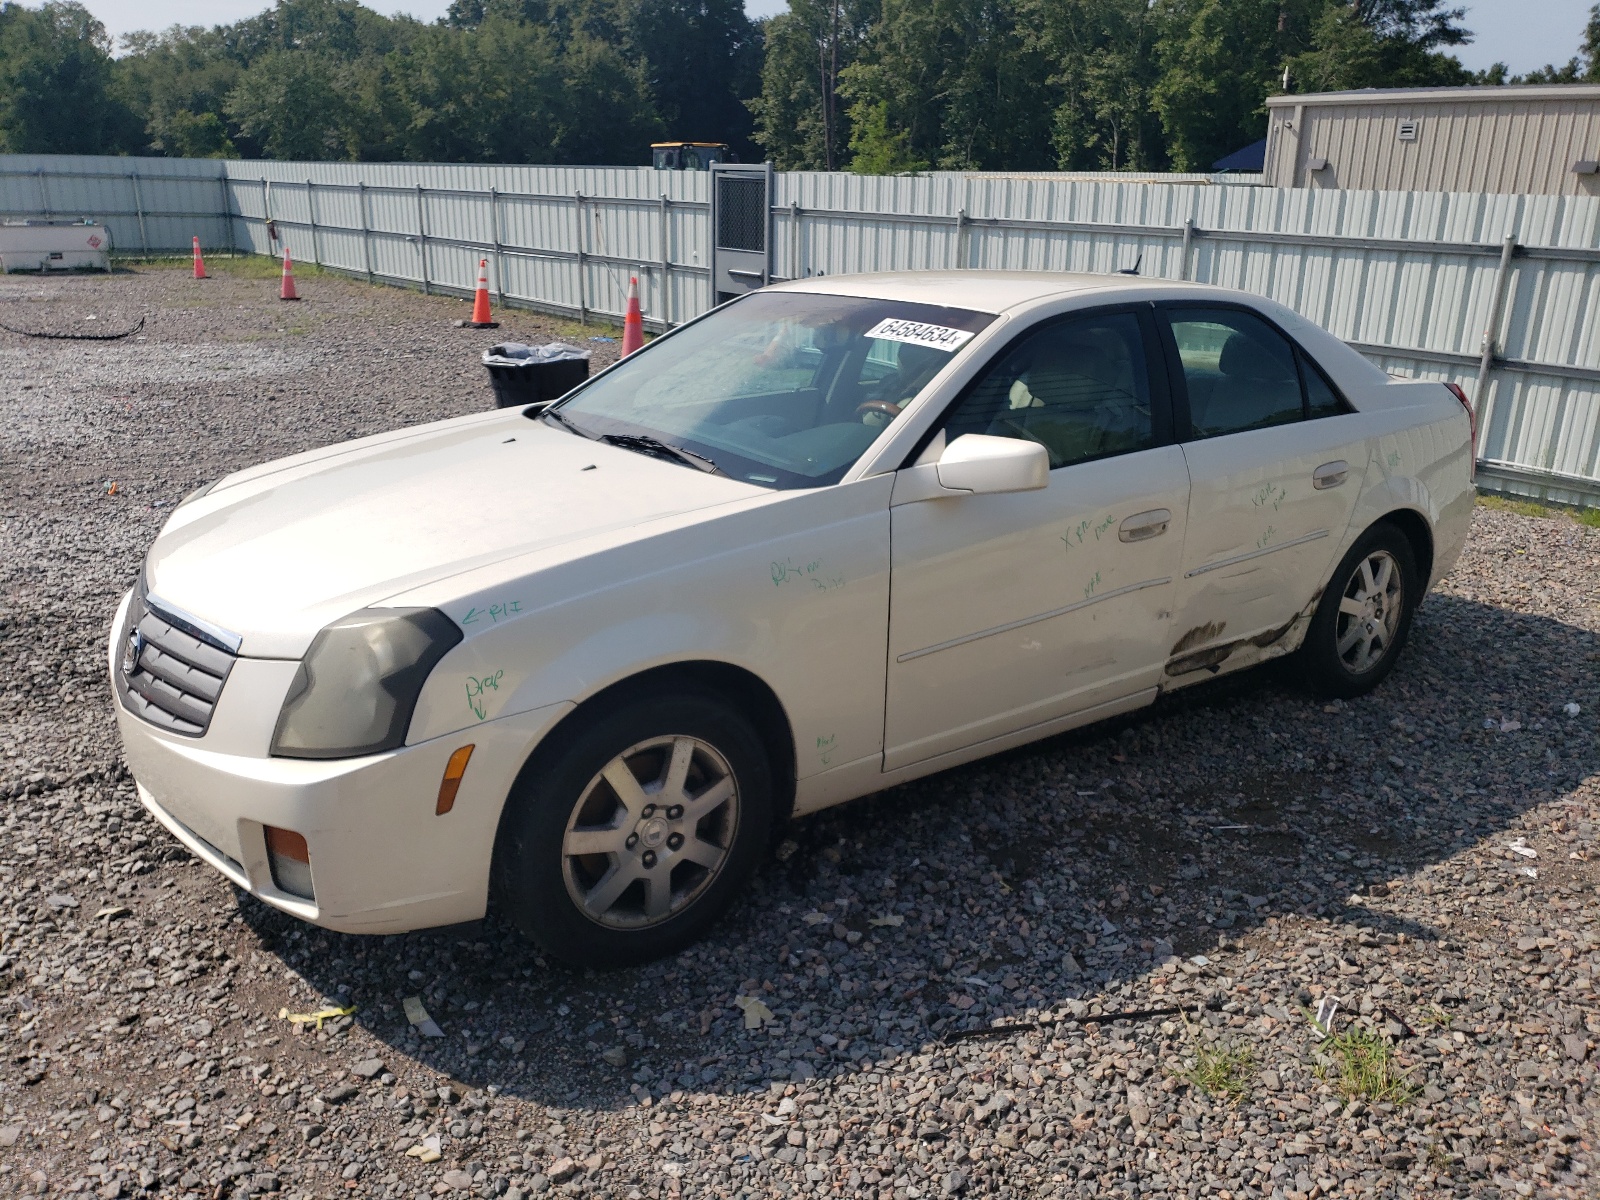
[0,220,111,272]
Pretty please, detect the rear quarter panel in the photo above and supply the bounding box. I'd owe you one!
[1343,380,1475,589]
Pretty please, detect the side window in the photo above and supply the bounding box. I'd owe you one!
[941,312,1154,470]
[1300,352,1347,419]
[1167,308,1303,438]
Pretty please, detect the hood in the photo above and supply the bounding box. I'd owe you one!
[146,410,765,657]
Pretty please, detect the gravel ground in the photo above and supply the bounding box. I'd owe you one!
[1,263,1597,1200]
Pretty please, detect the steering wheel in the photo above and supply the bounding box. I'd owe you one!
[855,400,904,426]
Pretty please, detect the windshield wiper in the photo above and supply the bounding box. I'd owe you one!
[597,433,724,475]
[539,406,597,439]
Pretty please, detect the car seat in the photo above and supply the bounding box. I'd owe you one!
[1192,332,1299,435]
[999,334,1142,465]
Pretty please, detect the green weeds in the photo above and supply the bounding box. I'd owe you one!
[1476,491,1599,527]
[1416,1005,1453,1031]
[1315,1024,1415,1105]
[1182,1039,1255,1103]
[110,253,326,280]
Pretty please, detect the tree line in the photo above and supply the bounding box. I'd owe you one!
[0,0,761,163]
[0,0,1596,172]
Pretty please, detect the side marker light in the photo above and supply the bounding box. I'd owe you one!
[437,745,475,815]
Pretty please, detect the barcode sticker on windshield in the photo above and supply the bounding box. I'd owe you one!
[865,318,976,352]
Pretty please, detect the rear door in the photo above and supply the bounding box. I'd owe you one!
[883,307,1190,770]
[1158,304,1370,673]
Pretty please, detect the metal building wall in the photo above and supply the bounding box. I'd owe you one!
[3,154,1598,504]
[1263,87,1600,195]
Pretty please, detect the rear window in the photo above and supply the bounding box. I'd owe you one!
[1163,306,1350,437]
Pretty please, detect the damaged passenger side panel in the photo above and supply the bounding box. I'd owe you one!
[1161,590,1321,687]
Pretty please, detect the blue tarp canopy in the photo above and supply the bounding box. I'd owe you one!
[1212,138,1267,173]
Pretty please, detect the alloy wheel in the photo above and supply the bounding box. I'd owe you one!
[561,735,739,930]
[1334,549,1403,674]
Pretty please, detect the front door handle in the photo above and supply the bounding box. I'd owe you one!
[1118,508,1172,542]
[1313,460,1349,489]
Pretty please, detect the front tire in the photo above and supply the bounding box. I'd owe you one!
[1299,523,1420,699]
[494,686,773,968]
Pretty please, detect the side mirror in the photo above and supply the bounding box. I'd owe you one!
[935,434,1049,495]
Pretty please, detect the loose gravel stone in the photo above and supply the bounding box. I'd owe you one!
[1,263,1597,1199]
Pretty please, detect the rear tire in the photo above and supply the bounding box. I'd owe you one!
[1299,523,1420,699]
[494,686,773,969]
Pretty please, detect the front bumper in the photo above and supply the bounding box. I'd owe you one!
[110,593,572,934]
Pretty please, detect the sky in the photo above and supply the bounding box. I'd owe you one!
[78,0,1596,78]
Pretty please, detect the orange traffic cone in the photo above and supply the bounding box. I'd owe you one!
[191,236,208,279]
[279,248,300,301]
[621,275,644,356]
[466,258,498,328]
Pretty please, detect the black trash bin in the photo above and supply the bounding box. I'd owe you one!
[482,342,591,409]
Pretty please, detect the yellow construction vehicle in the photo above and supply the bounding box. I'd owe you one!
[651,142,733,170]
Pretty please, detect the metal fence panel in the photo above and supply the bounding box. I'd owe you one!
[4,153,1599,502]
[0,153,232,257]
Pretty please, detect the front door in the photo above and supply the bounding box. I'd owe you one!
[884,308,1190,771]
[1159,304,1370,673]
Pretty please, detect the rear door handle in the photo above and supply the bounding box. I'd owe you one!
[1118,509,1172,542]
[1313,461,1349,489]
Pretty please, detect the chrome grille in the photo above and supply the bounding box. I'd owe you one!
[117,590,238,736]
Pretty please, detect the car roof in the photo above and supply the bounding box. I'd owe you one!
[767,270,1217,314]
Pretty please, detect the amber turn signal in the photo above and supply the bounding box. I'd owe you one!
[263,825,313,900]
[264,825,309,863]
[436,744,475,815]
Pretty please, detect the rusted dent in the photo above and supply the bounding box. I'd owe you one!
[1169,621,1226,657]
[1247,611,1302,650]
[1165,645,1233,676]
[1161,589,1324,682]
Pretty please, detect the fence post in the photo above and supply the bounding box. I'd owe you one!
[955,176,973,269]
[36,169,50,219]
[358,182,374,284]
[130,173,149,257]
[1180,218,1195,282]
[789,199,801,281]
[489,186,506,306]
[574,191,586,324]
[1474,233,1519,463]
[262,177,275,257]
[415,184,431,296]
[763,162,775,286]
[659,193,671,327]
[220,175,236,257]
[306,180,321,266]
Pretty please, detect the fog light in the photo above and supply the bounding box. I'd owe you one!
[265,826,314,900]
[436,744,475,815]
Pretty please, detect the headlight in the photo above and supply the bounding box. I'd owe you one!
[270,608,462,759]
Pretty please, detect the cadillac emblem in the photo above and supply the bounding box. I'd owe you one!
[121,628,145,677]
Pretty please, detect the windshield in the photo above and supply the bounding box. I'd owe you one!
[545,291,996,488]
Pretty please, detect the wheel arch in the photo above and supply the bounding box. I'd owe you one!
[1372,507,1435,590]
[491,659,798,878]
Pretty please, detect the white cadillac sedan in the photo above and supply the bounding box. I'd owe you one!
[110,272,1474,967]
